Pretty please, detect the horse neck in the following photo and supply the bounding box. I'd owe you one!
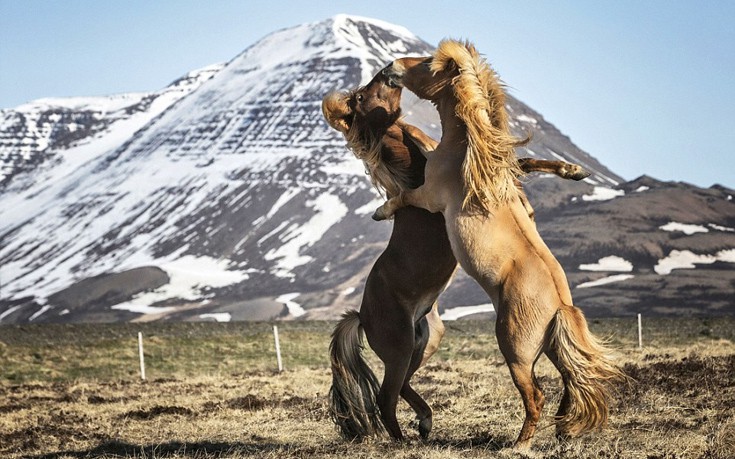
[436,93,467,151]
[382,124,426,189]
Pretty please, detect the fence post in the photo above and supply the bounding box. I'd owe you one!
[138,332,146,380]
[273,325,283,372]
[637,314,643,350]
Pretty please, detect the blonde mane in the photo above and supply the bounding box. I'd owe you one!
[432,39,525,214]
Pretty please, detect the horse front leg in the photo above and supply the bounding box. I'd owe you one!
[372,185,437,221]
[399,122,438,154]
[372,193,405,221]
[518,158,590,181]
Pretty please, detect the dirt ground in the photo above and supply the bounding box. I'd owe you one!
[1,319,734,458]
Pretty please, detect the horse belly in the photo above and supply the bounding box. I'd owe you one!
[445,213,507,299]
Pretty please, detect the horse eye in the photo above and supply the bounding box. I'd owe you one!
[356,94,364,103]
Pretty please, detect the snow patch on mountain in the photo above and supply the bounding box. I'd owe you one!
[582,186,625,201]
[441,303,495,321]
[654,249,735,275]
[264,193,348,278]
[579,256,633,272]
[659,222,709,235]
[199,312,232,322]
[708,223,734,232]
[577,274,635,289]
[111,255,251,314]
[277,292,305,317]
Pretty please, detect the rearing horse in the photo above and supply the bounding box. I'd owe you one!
[371,40,625,448]
[322,65,591,442]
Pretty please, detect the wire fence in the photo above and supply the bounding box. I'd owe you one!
[1,316,733,383]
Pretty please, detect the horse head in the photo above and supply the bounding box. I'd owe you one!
[381,55,457,103]
[322,65,429,197]
[322,66,404,137]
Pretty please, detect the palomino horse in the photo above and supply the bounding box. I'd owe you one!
[322,67,591,442]
[371,40,625,447]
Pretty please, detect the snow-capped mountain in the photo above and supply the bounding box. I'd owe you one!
[0,64,223,191]
[0,15,732,324]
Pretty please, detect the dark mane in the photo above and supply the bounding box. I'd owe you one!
[345,110,423,198]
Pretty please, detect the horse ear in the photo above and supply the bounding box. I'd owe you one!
[443,59,459,76]
[322,91,352,134]
[431,39,468,77]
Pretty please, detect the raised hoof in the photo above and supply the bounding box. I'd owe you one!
[372,207,387,221]
[567,166,591,181]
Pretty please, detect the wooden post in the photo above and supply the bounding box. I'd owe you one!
[273,325,283,372]
[637,314,643,350]
[138,332,146,380]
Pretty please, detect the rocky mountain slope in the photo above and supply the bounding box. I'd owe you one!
[0,15,732,324]
[0,64,224,191]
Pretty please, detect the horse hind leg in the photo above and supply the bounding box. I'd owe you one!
[506,362,545,449]
[545,347,572,439]
[400,315,436,439]
[402,383,433,439]
[366,317,416,441]
[496,315,547,449]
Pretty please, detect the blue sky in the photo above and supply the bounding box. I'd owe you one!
[1,1,733,187]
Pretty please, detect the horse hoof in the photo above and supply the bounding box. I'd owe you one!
[409,417,432,439]
[512,438,533,450]
[418,418,432,440]
[372,208,387,221]
[569,167,591,181]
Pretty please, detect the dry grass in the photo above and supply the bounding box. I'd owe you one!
[1,318,734,458]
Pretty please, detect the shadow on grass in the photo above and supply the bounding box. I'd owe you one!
[30,439,302,459]
[30,433,511,458]
[428,431,510,451]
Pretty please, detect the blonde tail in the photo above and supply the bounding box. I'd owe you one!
[549,305,626,438]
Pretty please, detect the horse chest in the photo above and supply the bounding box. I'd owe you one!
[446,213,507,287]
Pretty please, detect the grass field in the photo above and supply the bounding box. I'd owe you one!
[1,318,734,458]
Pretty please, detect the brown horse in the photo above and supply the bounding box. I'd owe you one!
[370,39,625,448]
[322,67,590,442]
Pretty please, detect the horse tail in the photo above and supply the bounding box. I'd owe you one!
[329,309,383,439]
[548,304,626,438]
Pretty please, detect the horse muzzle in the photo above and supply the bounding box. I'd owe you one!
[381,62,405,88]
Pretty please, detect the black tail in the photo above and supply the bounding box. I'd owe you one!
[329,310,384,439]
